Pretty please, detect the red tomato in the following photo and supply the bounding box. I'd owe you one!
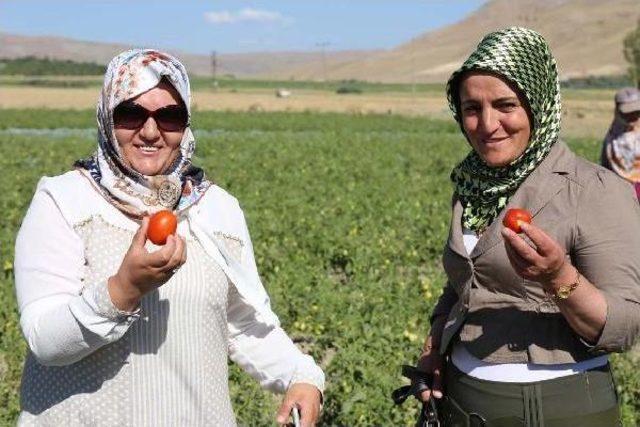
[147,210,177,245]
[502,208,532,233]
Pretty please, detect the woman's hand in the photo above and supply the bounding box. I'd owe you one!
[108,216,187,311]
[502,221,607,341]
[276,383,322,427]
[501,222,571,290]
[416,316,446,402]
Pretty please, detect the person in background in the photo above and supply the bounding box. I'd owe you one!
[601,86,640,198]
[14,49,323,426]
[415,27,640,426]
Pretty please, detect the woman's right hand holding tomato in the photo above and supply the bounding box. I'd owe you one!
[416,314,446,402]
[108,216,187,312]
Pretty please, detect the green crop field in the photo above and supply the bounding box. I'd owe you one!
[0,75,445,93]
[1,110,639,425]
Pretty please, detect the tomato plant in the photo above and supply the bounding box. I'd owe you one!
[502,208,532,233]
[147,210,177,245]
[3,110,640,426]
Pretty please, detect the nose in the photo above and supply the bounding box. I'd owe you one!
[139,116,160,141]
[479,107,500,135]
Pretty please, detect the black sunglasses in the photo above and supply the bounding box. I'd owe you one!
[113,102,189,132]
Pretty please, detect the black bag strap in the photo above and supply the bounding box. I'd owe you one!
[391,365,440,427]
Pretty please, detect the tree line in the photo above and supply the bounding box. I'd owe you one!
[0,56,105,76]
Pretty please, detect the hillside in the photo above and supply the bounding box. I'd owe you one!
[277,0,640,82]
[0,33,373,78]
[1,0,638,82]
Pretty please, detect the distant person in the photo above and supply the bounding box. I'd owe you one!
[601,86,640,198]
[14,49,323,426]
[414,27,640,425]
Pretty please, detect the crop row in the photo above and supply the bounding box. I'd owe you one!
[0,111,637,425]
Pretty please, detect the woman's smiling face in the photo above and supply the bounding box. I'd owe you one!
[114,80,185,176]
[458,72,532,168]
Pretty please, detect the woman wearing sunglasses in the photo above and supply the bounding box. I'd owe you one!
[14,49,323,426]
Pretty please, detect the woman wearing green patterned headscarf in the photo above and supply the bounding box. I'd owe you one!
[411,27,640,425]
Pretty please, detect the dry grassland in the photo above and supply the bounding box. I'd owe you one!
[0,86,615,139]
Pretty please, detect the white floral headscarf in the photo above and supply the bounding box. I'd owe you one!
[76,49,210,217]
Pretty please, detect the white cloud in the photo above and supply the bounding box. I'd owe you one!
[204,8,291,25]
[204,11,235,24]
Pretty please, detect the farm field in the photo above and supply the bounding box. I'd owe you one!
[1,110,639,425]
[0,84,616,140]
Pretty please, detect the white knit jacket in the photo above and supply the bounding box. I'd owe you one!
[14,170,325,394]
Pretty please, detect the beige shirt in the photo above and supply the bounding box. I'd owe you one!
[433,141,640,364]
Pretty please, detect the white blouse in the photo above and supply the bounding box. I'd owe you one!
[14,171,324,426]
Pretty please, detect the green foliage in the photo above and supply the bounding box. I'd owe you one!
[189,77,445,94]
[0,56,105,76]
[0,74,445,93]
[623,19,640,87]
[336,84,363,94]
[0,76,102,88]
[0,109,459,134]
[561,75,633,90]
[0,109,96,129]
[1,111,639,425]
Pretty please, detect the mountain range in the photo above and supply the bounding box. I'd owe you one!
[1,0,638,82]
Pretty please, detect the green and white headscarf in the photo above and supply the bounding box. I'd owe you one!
[447,27,562,232]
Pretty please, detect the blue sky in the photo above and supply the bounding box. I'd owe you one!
[1,1,485,54]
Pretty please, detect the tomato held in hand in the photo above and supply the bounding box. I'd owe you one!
[147,210,178,245]
[502,208,532,233]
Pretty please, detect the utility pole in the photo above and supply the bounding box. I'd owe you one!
[210,51,218,90]
[316,41,331,89]
[410,37,416,102]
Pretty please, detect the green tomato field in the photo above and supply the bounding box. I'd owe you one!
[1,110,639,425]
